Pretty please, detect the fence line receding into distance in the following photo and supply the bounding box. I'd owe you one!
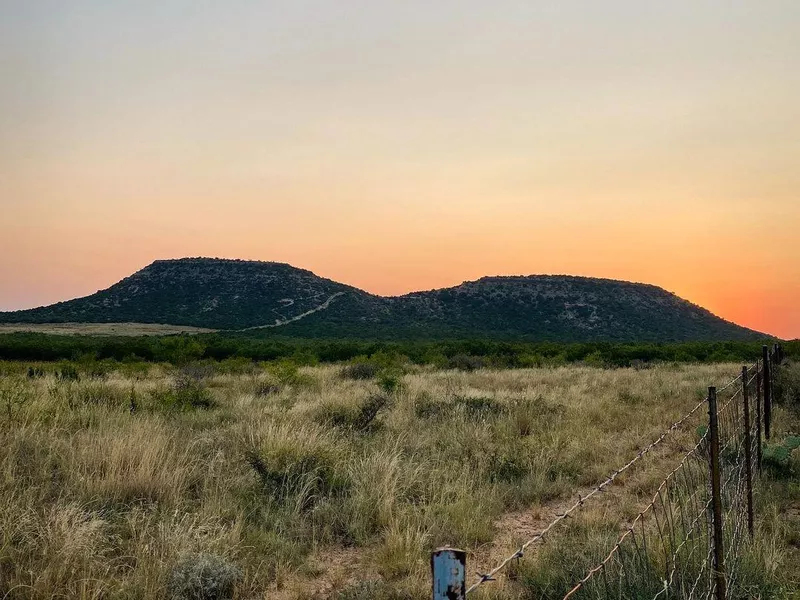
[431,343,784,600]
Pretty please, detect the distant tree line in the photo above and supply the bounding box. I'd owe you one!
[0,332,794,368]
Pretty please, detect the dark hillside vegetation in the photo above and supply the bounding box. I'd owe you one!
[0,258,764,342]
[0,258,368,330]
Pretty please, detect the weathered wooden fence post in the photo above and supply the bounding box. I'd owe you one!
[742,367,754,537]
[762,345,771,440]
[432,548,466,600]
[755,361,763,473]
[708,386,727,600]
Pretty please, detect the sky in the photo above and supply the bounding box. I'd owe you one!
[0,1,798,338]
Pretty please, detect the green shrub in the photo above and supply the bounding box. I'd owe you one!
[353,394,391,430]
[313,402,360,429]
[487,449,529,483]
[178,363,215,381]
[149,377,216,412]
[762,436,800,478]
[315,394,392,432]
[217,357,257,375]
[0,378,31,420]
[414,395,451,420]
[244,424,349,510]
[447,354,485,371]
[413,394,505,422]
[56,363,80,382]
[618,390,643,406]
[167,553,241,600]
[174,381,216,410]
[377,371,403,395]
[245,448,347,508]
[269,359,313,386]
[453,395,505,420]
[508,396,566,437]
[76,382,128,407]
[774,362,800,408]
[253,381,282,397]
[27,366,45,378]
[582,351,607,368]
[340,362,379,380]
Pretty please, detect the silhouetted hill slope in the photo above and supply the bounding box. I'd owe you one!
[0,258,764,341]
[274,275,763,341]
[1,259,378,331]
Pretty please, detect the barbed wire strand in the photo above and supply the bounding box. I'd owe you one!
[464,394,711,594]
[650,497,713,600]
[464,363,765,598]
[686,543,715,600]
[561,434,709,599]
[560,374,757,600]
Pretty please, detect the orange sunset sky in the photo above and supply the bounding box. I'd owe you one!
[1,2,798,338]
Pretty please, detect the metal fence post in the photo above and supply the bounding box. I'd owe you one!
[432,548,466,600]
[708,386,727,600]
[762,345,771,440]
[755,361,763,474]
[742,367,754,537]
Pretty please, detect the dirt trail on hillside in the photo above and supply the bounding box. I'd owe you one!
[241,292,345,331]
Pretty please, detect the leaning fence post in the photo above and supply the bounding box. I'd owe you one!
[708,386,727,600]
[762,345,772,440]
[432,548,466,600]
[755,361,763,474]
[742,367,754,537]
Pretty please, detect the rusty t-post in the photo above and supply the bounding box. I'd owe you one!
[763,345,771,440]
[755,361,763,474]
[742,367,754,537]
[708,386,727,600]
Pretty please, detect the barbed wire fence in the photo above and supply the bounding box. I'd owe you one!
[432,344,785,600]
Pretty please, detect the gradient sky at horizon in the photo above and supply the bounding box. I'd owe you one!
[1,1,798,338]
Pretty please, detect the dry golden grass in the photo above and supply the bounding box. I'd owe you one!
[0,361,792,599]
[0,322,214,336]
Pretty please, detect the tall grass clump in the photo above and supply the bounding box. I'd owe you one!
[244,422,350,509]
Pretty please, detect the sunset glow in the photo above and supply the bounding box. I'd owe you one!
[1,2,798,338]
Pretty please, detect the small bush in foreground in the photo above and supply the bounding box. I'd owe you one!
[167,553,241,600]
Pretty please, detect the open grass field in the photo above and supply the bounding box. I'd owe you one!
[0,359,797,599]
[0,323,216,336]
